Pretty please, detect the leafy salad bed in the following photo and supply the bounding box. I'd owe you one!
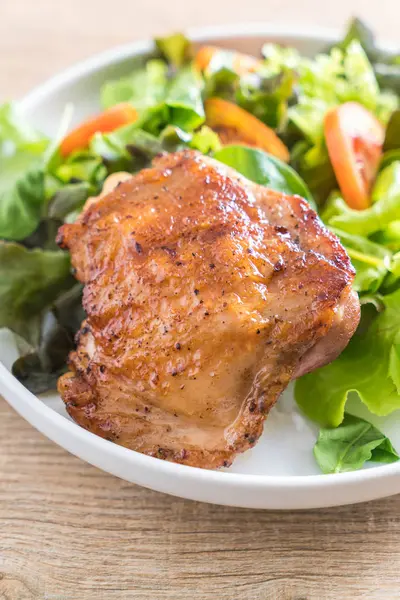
[1,19,400,474]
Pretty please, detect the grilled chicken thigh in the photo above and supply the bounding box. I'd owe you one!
[57,150,359,469]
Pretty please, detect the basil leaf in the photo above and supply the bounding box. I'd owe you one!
[314,413,399,474]
[213,144,315,206]
[0,242,74,346]
[0,152,45,241]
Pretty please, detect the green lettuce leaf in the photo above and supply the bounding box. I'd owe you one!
[331,228,393,293]
[0,152,45,241]
[54,150,106,187]
[375,63,400,96]
[203,59,239,100]
[314,413,399,474]
[295,289,400,427]
[12,284,84,394]
[323,162,400,237]
[101,62,204,133]
[214,144,315,206]
[335,17,400,95]
[164,65,205,130]
[0,102,48,156]
[189,126,221,154]
[287,41,397,142]
[101,60,168,111]
[236,70,296,130]
[90,124,165,172]
[90,121,220,174]
[0,242,74,345]
[155,33,191,67]
[380,149,400,171]
[335,18,377,58]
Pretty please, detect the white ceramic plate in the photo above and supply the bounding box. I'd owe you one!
[1,25,400,509]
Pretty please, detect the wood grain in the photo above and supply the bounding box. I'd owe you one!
[1,1,400,598]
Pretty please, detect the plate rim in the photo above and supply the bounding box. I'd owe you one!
[2,22,399,508]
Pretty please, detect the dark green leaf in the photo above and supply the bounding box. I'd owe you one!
[21,219,62,251]
[314,413,399,474]
[0,152,45,241]
[214,144,315,206]
[291,142,337,205]
[12,284,85,394]
[375,63,400,95]
[203,64,239,100]
[0,242,74,346]
[383,110,400,152]
[48,182,91,220]
[380,149,400,171]
[335,18,377,59]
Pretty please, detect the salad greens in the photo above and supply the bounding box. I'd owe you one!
[214,144,315,205]
[296,289,400,427]
[0,243,74,346]
[1,18,400,474]
[314,413,399,474]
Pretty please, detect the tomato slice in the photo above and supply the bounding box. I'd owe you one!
[205,98,290,162]
[324,102,384,210]
[60,103,138,157]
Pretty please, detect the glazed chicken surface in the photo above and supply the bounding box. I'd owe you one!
[57,150,360,469]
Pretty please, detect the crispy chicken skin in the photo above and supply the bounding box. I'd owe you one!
[57,150,359,469]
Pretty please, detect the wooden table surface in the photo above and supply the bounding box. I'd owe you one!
[1,1,400,598]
